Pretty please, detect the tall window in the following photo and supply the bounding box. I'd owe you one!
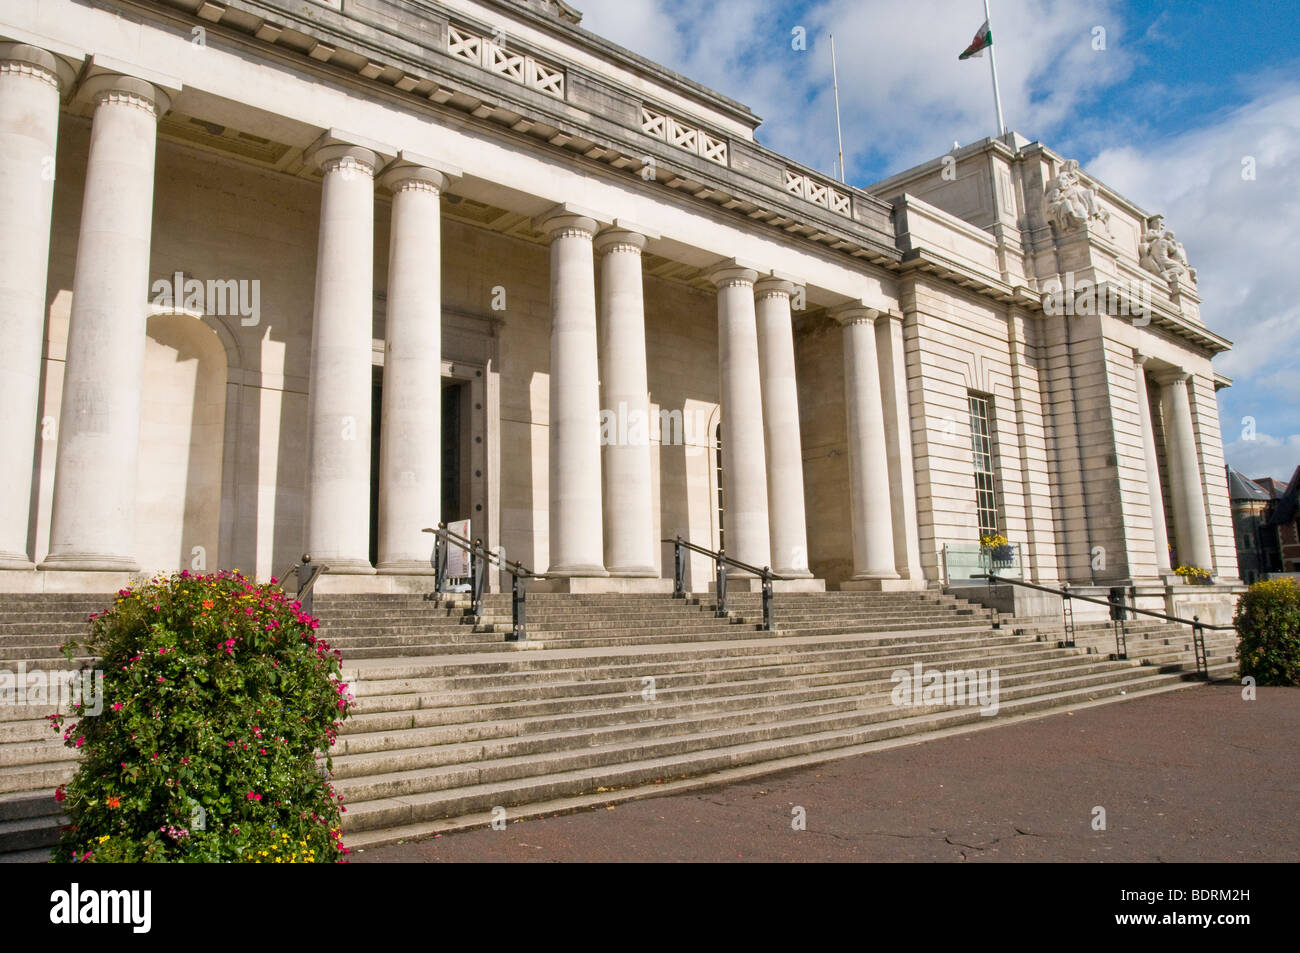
[968,393,999,539]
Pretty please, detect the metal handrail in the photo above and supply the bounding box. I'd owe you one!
[423,524,540,641]
[275,553,330,616]
[662,535,790,631]
[979,573,1233,677]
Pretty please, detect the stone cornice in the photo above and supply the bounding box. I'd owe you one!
[127,0,899,270]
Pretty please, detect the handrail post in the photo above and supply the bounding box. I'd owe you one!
[471,537,485,621]
[1192,615,1207,678]
[1062,582,1075,648]
[761,568,774,632]
[511,570,526,642]
[672,536,685,599]
[715,549,728,618]
[296,553,329,617]
[433,521,448,594]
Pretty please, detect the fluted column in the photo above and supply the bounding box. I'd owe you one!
[302,138,379,574]
[1133,352,1171,574]
[711,264,770,572]
[1157,370,1214,572]
[40,74,171,572]
[538,206,606,576]
[754,277,811,576]
[876,312,923,581]
[376,156,455,572]
[596,227,656,576]
[833,306,898,582]
[0,45,66,568]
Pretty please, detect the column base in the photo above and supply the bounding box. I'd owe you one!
[0,554,35,571]
[712,577,827,593]
[545,564,610,577]
[0,568,135,593]
[375,561,437,575]
[841,575,922,592]
[313,558,376,576]
[532,576,673,594]
[37,553,140,573]
[604,565,659,577]
[313,573,436,595]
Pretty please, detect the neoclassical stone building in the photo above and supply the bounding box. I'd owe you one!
[0,0,1240,620]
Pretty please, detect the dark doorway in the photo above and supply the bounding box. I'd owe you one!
[367,370,473,567]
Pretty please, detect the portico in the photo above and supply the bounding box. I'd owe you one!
[0,0,1240,622]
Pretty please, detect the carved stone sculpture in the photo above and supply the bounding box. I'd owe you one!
[1044,158,1112,235]
[1139,214,1197,289]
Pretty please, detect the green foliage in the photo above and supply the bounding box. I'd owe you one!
[50,570,353,862]
[1235,578,1300,686]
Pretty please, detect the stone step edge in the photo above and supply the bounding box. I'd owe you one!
[342,671,1229,851]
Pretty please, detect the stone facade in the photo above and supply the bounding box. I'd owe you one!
[0,0,1240,621]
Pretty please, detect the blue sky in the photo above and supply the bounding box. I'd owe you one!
[577,0,1300,481]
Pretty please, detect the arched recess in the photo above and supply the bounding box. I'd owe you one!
[134,307,236,574]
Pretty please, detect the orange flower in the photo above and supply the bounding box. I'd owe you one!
[106,796,121,809]
[202,600,214,609]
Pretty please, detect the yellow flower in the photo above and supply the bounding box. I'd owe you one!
[98,835,110,844]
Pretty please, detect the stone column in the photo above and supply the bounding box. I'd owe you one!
[711,264,770,572]
[302,138,379,574]
[1158,370,1214,573]
[1133,352,1171,574]
[875,312,924,581]
[754,277,811,576]
[376,156,455,572]
[538,206,606,576]
[40,74,171,572]
[596,227,656,576]
[0,45,66,569]
[833,306,898,583]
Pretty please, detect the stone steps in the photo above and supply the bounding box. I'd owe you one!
[0,589,1240,859]
[337,660,1235,845]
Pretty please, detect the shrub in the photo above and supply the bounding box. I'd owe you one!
[1234,578,1300,686]
[49,570,353,862]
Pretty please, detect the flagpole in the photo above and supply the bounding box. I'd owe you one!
[984,0,1007,136]
[830,33,845,183]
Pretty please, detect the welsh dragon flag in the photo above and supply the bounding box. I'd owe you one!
[959,20,992,59]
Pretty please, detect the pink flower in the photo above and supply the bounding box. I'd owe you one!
[112,703,123,711]
[246,791,262,802]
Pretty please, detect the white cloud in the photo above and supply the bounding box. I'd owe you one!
[578,0,1132,180]
[1223,433,1300,483]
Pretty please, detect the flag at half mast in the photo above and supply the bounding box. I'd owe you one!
[959,19,992,59]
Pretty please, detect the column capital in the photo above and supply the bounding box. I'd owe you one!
[754,277,795,299]
[75,56,181,116]
[829,303,881,327]
[79,73,172,118]
[305,128,394,176]
[1154,366,1191,386]
[593,228,646,255]
[1132,348,1152,366]
[535,202,602,239]
[708,261,759,288]
[0,42,75,92]
[378,150,461,194]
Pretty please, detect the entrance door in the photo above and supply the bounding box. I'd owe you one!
[367,368,475,567]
